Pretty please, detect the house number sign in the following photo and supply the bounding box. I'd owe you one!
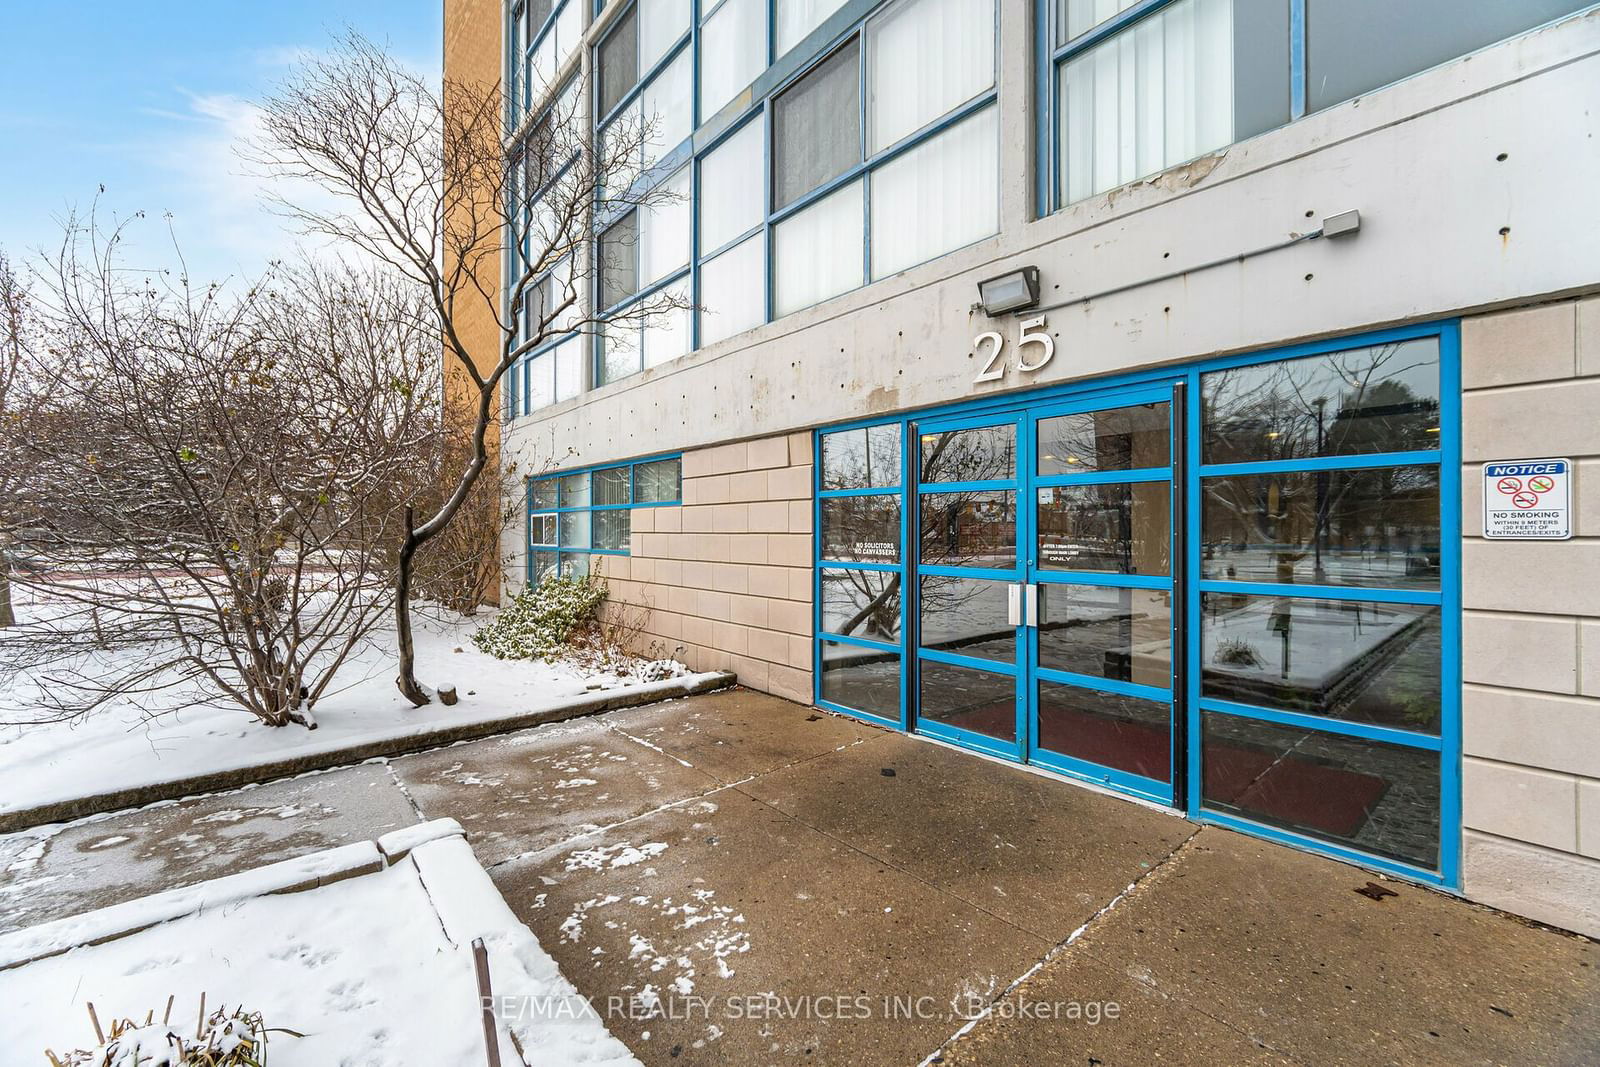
[973,315,1054,384]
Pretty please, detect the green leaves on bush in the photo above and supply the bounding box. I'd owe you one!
[470,572,608,661]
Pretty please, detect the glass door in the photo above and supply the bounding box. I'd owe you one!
[1026,385,1179,804]
[911,411,1027,760]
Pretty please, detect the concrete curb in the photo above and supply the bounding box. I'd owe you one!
[0,671,737,835]
[0,818,469,972]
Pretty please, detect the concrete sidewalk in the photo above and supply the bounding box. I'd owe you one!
[3,688,1596,1064]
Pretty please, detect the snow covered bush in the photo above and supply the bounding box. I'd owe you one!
[48,1001,289,1066]
[471,573,608,661]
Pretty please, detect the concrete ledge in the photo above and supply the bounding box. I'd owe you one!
[0,671,736,835]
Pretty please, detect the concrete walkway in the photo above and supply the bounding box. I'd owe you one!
[2,689,1596,1064]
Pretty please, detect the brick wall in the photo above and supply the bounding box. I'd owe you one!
[1459,296,1600,937]
[595,432,814,705]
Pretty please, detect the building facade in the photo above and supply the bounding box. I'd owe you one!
[444,0,1600,936]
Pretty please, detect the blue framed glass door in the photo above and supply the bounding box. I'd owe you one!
[912,410,1028,760]
[1025,384,1180,805]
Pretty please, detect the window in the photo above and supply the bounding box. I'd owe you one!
[777,0,851,57]
[698,117,763,255]
[774,180,864,317]
[773,40,861,210]
[866,0,995,152]
[816,420,906,725]
[598,7,639,117]
[1305,0,1590,113]
[700,0,766,119]
[513,0,580,114]
[598,166,691,384]
[599,212,639,310]
[1044,0,1587,211]
[771,0,1000,315]
[527,455,684,581]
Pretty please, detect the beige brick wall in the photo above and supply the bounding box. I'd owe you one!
[593,432,814,705]
[1459,296,1600,937]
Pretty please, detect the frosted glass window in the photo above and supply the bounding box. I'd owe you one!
[548,257,577,332]
[641,167,691,286]
[643,281,692,368]
[871,106,997,279]
[774,179,863,317]
[528,351,556,410]
[554,337,582,400]
[868,0,996,152]
[1058,0,1142,44]
[701,0,767,119]
[1059,0,1234,204]
[773,39,861,209]
[777,0,850,56]
[640,0,691,73]
[700,234,765,345]
[599,7,638,118]
[699,118,764,253]
[600,99,646,195]
[642,48,693,169]
[554,0,580,65]
[599,320,641,384]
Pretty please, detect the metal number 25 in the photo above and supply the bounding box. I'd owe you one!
[972,315,1054,383]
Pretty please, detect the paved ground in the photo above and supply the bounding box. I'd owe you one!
[3,689,1597,1065]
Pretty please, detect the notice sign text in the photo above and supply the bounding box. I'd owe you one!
[1483,458,1572,539]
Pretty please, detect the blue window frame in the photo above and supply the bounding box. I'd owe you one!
[527,454,683,582]
[589,0,1002,389]
[1035,0,1596,215]
[814,321,1462,890]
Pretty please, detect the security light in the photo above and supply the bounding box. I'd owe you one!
[976,266,1041,316]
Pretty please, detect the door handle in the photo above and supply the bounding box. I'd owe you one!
[1007,583,1023,627]
[1025,584,1039,628]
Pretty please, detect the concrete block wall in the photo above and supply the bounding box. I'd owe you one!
[594,432,814,705]
[1459,296,1600,937]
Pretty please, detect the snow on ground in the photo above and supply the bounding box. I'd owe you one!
[0,597,712,819]
[0,833,639,1066]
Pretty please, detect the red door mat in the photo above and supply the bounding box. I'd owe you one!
[1202,743,1389,838]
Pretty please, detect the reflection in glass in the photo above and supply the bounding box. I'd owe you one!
[1200,594,1442,734]
[531,551,558,584]
[634,458,682,503]
[560,510,590,549]
[532,480,559,509]
[920,490,1016,568]
[822,495,901,562]
[1201,466,1440,588]
[822,424,903,490]
[559,552,590,578]
[561,473,591,508]
[1201,338,1440,464]
[919,576,1014,665]
[820,570,901,643]
[919,424,1016,484]
[821,640,901,720]
[1037,682,1171,783]
[1037,482,1169,575]
[593,509,630,551]
[1038,403,1168,475]
[920,661,1015,742]
[1201,712,1440,869]
[593,467,630,506]
[1037,585,1171,688]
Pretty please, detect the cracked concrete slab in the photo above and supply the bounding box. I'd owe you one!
[942,825,1600,1066]
[492,785,1056,1064]
[739,730,1195,942]
[390,713,725,866]
[0,762,417,933]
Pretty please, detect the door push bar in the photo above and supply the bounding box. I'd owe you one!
[1007,583,1040,628]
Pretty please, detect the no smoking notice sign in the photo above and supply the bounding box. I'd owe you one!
[1483,458,1572,539]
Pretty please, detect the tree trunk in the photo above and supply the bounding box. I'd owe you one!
[0,554,13,628]
[395,506,430,706]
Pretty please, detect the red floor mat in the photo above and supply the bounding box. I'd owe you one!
[929,703,1387,837]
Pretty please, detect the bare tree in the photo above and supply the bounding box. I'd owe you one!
[0,220,444,727]
[254,33,682,705]
[0,249,43,629]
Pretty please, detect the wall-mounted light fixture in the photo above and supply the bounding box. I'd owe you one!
[975,265,1040,316]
